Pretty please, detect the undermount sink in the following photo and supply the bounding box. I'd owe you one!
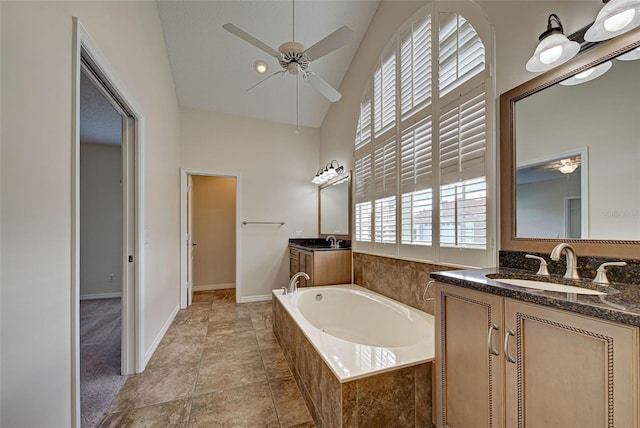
[491,278,606,295]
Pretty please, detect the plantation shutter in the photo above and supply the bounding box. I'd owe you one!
[439,13,485,97]
[400,15,432,119]
[355,97,372,150]
[374,137,397,197]
[440,177,487,248]
[355,202,373,242]
[374,50,396,136]
[439,85,486,184]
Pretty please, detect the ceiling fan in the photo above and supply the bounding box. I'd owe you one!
[222,1,355,103]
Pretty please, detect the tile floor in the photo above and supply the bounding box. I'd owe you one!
[97,289,315,427]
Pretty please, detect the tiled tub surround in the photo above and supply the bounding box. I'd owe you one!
[353,252,457,314]
[430,266,640,327]
[272,285,434,427]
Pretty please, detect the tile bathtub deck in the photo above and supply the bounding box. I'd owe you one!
[97,289,315,427]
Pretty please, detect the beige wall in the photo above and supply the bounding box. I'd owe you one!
[180,106,320,300]
[192,176,236,288]
[1,2,181,426]
[80,143,123,297]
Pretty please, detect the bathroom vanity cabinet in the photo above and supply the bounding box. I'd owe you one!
[434,281,639,428]
[289,247,351,287]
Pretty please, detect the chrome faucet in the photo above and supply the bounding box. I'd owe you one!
[550,243,580,280]
[285,272,310,294]
[326,235,338,248]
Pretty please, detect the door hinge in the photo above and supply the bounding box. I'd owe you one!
[128,255,133,263]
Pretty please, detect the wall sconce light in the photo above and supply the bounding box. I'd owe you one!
[312,160,344,185]
[585,0,640,42]
[526,14,580,72]
[617,46,640,60]
[559,60,612,85]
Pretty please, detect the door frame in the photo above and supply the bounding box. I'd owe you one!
[71,18,145,427]
[180,168,242,307]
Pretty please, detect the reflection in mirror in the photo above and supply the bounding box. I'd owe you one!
[516,151,586,239]
[515,49,640,240]
[320,173,351,236]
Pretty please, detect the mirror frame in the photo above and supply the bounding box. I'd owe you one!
[500,27,640,258]
[318,171,352,241]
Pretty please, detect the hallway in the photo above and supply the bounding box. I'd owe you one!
[96,290,314,427]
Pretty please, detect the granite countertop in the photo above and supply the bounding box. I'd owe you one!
[289,238,352,252]
[430,268,640,327]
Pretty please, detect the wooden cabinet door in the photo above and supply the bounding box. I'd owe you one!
[298,250,313,287]
[435,282,505,428]
[289,248,299,278]
[504,299,639,428]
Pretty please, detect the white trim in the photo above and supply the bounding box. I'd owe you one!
[143,305,179,366]
[80,292,122,300]
[194,283,236,292]
[72,18,146,427]
[238,294,272,303]
[180,168,242,308]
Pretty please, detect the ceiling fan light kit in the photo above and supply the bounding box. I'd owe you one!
[222,0,355,122]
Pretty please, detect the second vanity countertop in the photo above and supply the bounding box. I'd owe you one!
[430,268,640,327]
[289,238,352,252]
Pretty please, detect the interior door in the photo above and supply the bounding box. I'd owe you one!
[187,174,194,305]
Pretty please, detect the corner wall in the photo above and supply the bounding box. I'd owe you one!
[1,2,181,426]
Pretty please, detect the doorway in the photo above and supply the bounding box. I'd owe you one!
[180,170,242,307]
[72,19,144,427]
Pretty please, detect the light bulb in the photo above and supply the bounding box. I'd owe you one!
[253,60,268,74]
[604,8,635,31]
[574,68,595,80]
[539,45,563,65]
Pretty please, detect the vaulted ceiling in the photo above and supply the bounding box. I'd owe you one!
[157,0,380,128]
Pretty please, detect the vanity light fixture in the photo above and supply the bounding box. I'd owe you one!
[312,160,344,185]
[617,46,640,60]
[253,60,268,74]
[526,14,580,72]
[585,0,640,42]
[559,60,612,85]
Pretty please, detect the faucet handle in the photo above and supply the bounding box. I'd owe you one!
[525,254,550,276]
[593,262,627,285]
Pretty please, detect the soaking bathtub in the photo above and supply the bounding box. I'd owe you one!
[272,284,435,427]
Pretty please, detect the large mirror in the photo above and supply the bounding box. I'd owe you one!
[500,27,640,258]
[319,172,351,239]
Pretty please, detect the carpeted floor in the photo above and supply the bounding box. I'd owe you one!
[80,298,128,428]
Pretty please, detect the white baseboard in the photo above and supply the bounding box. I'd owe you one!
[238,294,272,303]
[80,292,122,300]
[193,283,235,292]
[144,304,180,366]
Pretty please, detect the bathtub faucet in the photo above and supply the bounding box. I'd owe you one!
[286,272,310,294]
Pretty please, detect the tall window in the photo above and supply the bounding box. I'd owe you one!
[353,4,492,267]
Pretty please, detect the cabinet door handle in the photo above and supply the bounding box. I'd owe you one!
[487,324,500,356]
[504,329,516,363]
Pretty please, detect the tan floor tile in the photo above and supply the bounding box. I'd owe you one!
[270,377,315,427]
[173,308,210,325]
[261,347,293,381]
[203,330,259,357]
[165,322,208,338]
[209,305,251,322]
[147,336,205,369]
[206,317,253,336]
[107,365,198,413]
[195,351,267,396]
[251,312,273,331]
[98,399,191,428]
[188,381,279,427]
[256,329,279,350]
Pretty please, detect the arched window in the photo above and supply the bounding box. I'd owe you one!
[353,3,493,267]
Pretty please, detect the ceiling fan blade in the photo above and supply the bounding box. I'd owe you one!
[304,72,342,102]
[246,71,286,92]
[222,23,281,58]
[304,26,355,61]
